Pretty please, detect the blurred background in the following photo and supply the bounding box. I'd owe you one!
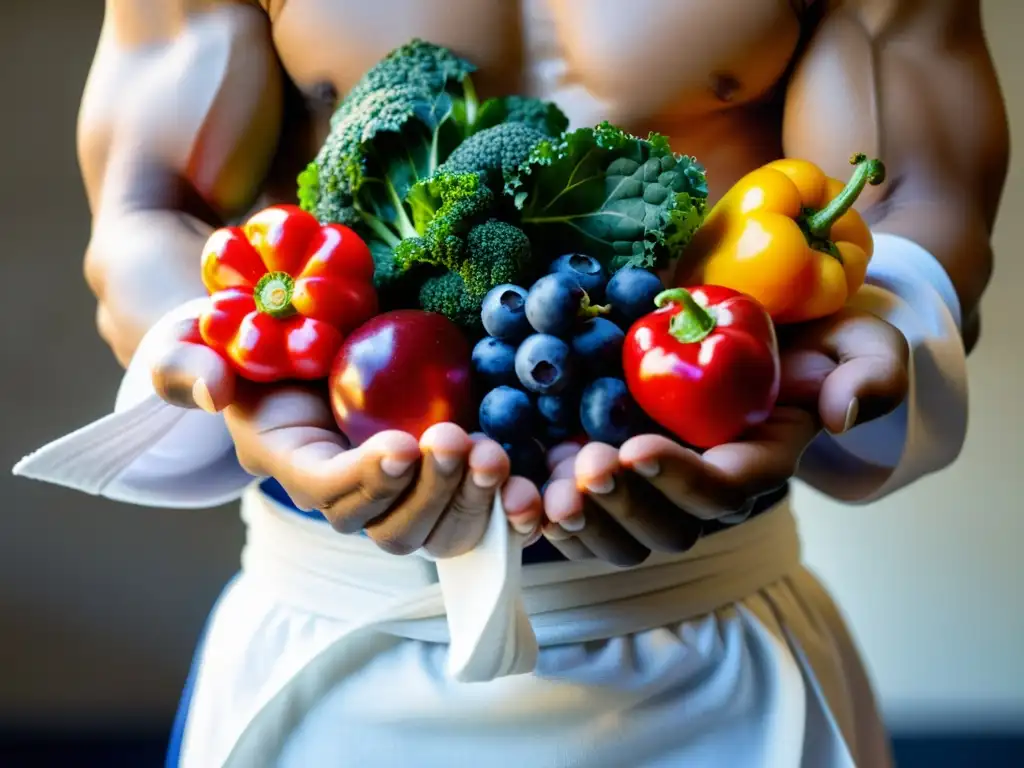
[0,0,1020,765]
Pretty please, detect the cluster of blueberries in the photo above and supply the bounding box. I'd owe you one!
[471,254,664,482]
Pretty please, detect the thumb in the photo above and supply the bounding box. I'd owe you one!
[783,309,910,434]
[151,317,236,413]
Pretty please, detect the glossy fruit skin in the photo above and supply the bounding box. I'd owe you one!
[481,284,531,342]
[198,204,377,382]
[479,386,535,443]
[472,336,518,388]
[605,267,664,329]
[329,310,473,445]
[550,253,607,301]
[622,286,780,449]
[525,273,584,336]
[515,333,574,395]
[579,377,640,447]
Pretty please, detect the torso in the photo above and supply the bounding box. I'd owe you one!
[260,0,824,204]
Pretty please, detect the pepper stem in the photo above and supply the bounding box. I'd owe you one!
[578,292,611,319]
[805,153,886,239]
[654,288,716,344]
[254,272,296,318]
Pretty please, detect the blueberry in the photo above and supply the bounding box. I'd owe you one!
[550,253,607,301]
[515,334,574,395]
[537,393,579,446]
[525,273,583,336]
[606,267,664,329]
[571,317,625,376]
[479,386,534,443]
[503,439,548,486]
[471,337,517,388]
[580,377,640,447]
[481,284,531,342]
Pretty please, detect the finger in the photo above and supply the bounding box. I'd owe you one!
[149,317,236,412]
[619,412,818,520]
[502,475,544,537]
[546,441,582,472]
[575,443,701,553]
[784,309,910,433]
[542,478,650,568]
[365,424,472,556]
[423,438,510,558]
[225,385,421,521]
[541,523,595,561]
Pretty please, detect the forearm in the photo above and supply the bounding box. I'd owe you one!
[80,0,283,365]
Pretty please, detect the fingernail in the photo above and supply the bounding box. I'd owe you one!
[509,517,536,535]
[544,524,571,541]
[559,513,586,533]
[472,470,501,489]
[583,476,615,495]
[842,398,860,433]
[192,379,217,414]
[380,457,415,478]
[630,459,660,478]
[431,452,462,475]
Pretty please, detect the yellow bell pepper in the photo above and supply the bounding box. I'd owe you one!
[675,153,885,324]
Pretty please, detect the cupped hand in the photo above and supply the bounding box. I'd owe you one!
[149,317,543,558]
[541,306,911,568]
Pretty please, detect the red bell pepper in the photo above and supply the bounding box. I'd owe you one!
[622,286,780,449]
[198,205,378,383]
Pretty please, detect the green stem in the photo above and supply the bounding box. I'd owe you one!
[654,288,716,344]
[358,211,402,249]
[385,178,420,240]
[254,272,297,319]
[578,292,611,318]
[804,153,886,239]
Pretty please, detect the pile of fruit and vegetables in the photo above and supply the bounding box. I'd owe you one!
[197,40,884,486]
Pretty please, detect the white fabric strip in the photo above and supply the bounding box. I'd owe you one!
[221,487,803,768]
[798,232,969,503]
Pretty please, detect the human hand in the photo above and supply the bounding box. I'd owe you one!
[541,307,910,567]
[149,318,543,558]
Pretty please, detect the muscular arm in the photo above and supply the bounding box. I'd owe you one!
[79,0,282,365]
[784,0,1009,351]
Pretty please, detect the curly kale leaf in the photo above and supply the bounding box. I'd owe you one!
[472,95,569,137]
[505,121,709,272]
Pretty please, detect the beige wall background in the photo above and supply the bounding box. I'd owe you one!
[0,0,1020,732]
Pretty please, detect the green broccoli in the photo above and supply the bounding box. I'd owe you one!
[438,122,548,192]
[416,220,533,331]
[472,95,570,137]
[418,271,486,331]
[297,40,480,243]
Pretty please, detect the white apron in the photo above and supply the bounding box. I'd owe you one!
[172,488,893,768]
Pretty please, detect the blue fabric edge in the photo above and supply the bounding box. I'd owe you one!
[163,572,240,768]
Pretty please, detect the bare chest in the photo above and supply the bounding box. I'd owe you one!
[269,0,803,129]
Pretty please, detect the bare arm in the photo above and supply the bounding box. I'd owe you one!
[79,0,283,365]
[784,0,1009,351]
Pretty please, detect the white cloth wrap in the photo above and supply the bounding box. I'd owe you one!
[175,486,878,768]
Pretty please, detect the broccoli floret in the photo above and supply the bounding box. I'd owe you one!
[400,171,494,265]
[416,221,531,331]
[418,271,486,331]
[459,220,532,296]
[439,122,548,192]
[297,40,480,251]
[472,95,569,137]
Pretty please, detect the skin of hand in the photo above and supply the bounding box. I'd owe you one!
[150,317,543,557]
[542,308,910,566]
[541,0,1009,566]
[79,2,541,557]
